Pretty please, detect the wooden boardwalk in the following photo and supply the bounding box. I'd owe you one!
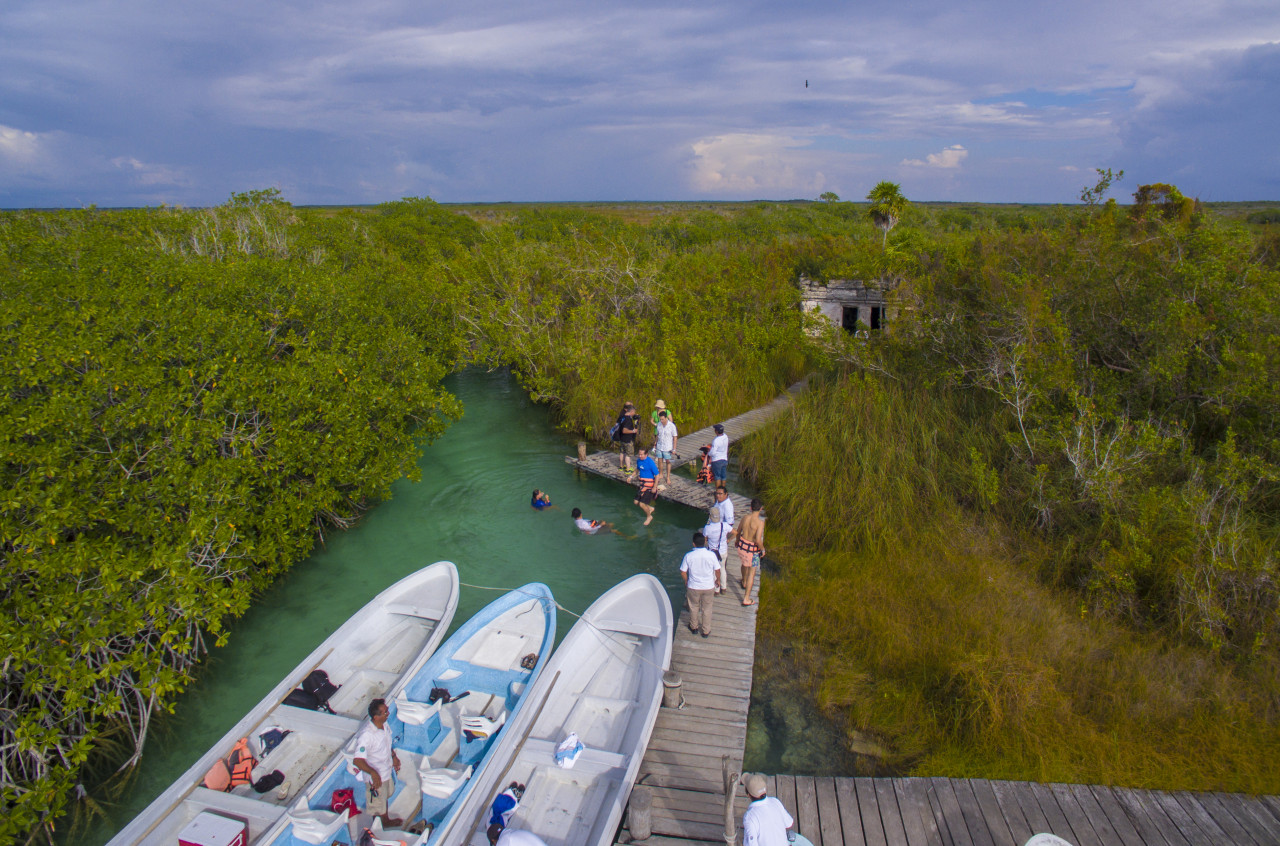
[626,774,1280,846]
[565,375,811,516]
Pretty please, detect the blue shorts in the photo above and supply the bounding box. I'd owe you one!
[711,459,728,481]
[653,449,675,461]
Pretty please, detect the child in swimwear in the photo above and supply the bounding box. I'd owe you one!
[531,489,553,509]
[695,445,714,485]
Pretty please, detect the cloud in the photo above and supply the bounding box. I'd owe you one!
[902,145,969,169]
[111,157,191,188]
[688,133,828,196]
[0,124,44,165]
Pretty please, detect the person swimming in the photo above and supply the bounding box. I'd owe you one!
[531,489,553,509]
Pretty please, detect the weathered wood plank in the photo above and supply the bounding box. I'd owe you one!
[894,778,944,846]
[1084,786,1146,846]
[1232,794,1280,843]
[1150,791,1215,846]
[1064,782,1123,846]
[856,777,890,846]
[816,777,846,846]
[987,780,1033,846]
[836,775,869,846]
[931,779,977,846]
[1109,787,1186,846]
[1006,782,1052,839]
[874,778,910,846]
[1171,792,1232,845]
[951,780,997,846]
[1029,782,1086,846]
[968,780,1016,846]
[1193,792,1259,845]
[775,774,799,825]
[796,776,822,845]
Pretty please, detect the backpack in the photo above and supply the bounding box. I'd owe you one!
[608,417,622,442]
[302,669,340,708]
[331,787,358,815]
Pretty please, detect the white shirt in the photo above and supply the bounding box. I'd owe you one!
[574,517,600,534]
[654,419,678,452]
[680,547,720,591]
[743,796,794,846]
[352,722,394,782]
[702,519,729,556]
[715,496,735,528]
[709,432,729,462]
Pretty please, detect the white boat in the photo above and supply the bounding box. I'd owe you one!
[443,574,673,846]
[107,561,461,846]
[264,583,558,846]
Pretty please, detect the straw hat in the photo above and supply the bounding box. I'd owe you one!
[654,399,666,409]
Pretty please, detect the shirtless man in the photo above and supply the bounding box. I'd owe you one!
[730,498,765,606]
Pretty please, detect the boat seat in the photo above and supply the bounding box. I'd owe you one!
[427,729,459,769]
[286,808,349,845]
[419,763,473,799]
[462,710,506,738]
[393,692,441,726]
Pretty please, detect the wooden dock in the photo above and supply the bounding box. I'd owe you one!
[565,375,811,516]
[625,773,1280,846]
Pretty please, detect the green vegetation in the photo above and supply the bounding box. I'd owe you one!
[4,187,1279,839]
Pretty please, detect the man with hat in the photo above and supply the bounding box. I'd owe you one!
[709,423,730,486]
[742,773,796,846]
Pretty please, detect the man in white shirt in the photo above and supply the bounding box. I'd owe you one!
[709,423,730,486]
[652,410,678,488]
[701,506,730,595]
[742,773,796,846]
[352,698,402,828]
[680,532,721,638]
[714,486,735,528]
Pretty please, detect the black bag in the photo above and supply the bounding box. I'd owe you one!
[252,769,286,794]
[302,669,340,707]
[608,416,622,442]
[283,688,320,710]
[258,727,292,755]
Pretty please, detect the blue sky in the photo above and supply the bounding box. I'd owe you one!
[1,0,1277,207]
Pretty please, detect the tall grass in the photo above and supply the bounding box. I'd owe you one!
[744,374,1280,792]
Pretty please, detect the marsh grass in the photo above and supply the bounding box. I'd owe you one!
[744,374,1280,791]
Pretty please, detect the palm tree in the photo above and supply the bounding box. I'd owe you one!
[866,181,908,249]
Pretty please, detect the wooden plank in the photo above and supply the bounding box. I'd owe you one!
[1006,782,1052,838]
[951,780,996,846]
[1029,782,1085,846]
[1193,792,1259,845]
[1171,792,1232,845]
[1151,791,1215,846]
[987,781,1034,846]
[796,776,822,845]
[968,780,1016,846]
[931,779,976,846]
[1261,795,1280,825]
[1047,783,1101,846]
[874,778,911,846]
[856,777,890,846]
[836,776,869,846]
[1085,786,1148,846]
[1231,794,1280,843]
[1065,782,1123,846]
[775,774,799,826]
[894,778,944,846]
[816,777,846,846]
[1110,787,1186,846]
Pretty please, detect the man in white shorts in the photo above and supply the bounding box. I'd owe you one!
[352,698,402,828]
[652,409,678,488]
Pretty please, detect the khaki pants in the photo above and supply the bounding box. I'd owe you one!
[685,588,715,636]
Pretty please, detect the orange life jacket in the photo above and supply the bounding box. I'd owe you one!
[203,736,256,791]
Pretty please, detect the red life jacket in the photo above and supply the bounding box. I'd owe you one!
[203,736,256,791]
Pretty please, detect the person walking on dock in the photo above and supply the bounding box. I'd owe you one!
[714,485,735,528]
[702,506,730,595]
[680,532,720,638]
[633,448,660,526]
[652,409,678,488]
[742,773,795,846]
[731,498,765,606]
[617,402,641,474]
[709,423,730,486]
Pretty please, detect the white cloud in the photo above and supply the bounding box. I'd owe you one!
[688,133,827,196]
[0,124,45,165]
[111,156,191,188]
[902,145,969,169]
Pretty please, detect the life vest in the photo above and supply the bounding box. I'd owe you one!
[204,736,256,791]
[638,476,655,492]
[735,538,761,553]
[696,460,713,484]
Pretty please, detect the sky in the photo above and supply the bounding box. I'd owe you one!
[1,0,1278,207]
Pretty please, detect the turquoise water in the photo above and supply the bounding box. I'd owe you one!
[78,369,708,845]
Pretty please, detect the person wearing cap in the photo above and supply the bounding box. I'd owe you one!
[650,398,675,427]
[652,409,678,488]
[742,773,796,846]
[701,506,730,595]
[709,423,730,486]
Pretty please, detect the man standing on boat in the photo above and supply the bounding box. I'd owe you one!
[742,773,796,846]
[680,532,720,638]
[352,698,403,829]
